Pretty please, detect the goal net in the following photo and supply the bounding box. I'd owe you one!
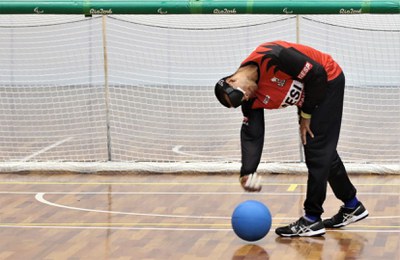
[0,14,399,174]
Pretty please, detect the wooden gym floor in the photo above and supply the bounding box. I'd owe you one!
[0,172,398,260]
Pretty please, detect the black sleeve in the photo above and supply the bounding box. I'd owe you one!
[278,47,328,114]
[240,99,265,177]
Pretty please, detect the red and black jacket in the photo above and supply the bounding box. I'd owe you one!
[240,40,342,115]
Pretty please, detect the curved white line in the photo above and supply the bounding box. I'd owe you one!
[172,145,229,159]
[172,145,187,156]
[35,192,229,219]
[34,193,400,220]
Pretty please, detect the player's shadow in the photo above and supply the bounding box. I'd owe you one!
[275,236,326,259]
[232,244,270,260]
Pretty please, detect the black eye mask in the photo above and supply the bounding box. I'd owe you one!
[214,77,244,108]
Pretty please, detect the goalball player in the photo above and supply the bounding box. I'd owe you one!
[214,40,369,237]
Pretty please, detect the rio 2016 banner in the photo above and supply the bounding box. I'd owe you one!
[0,0,399,15]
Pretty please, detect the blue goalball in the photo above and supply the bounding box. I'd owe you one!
[231,200,272,242]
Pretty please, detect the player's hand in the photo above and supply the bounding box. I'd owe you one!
[299,117,314,145]
[240,173,262,192]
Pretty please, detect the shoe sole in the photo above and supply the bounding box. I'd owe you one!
[277,228,326,237]
[331,210,369,228]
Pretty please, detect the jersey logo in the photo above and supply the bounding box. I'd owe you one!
[297,62,313,79]
[263,95,270,104]
[280,80,304,108]
[271,77,286,87]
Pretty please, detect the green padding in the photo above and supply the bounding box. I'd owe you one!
[0,0,399,15]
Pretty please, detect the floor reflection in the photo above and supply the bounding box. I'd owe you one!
[232,244,269,260]
[274,231,368,259]
[275,236,326,259]
[329,231,368,259]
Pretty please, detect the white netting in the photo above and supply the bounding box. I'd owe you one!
[0,14,399,173]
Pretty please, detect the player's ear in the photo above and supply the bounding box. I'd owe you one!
[226,77,235,84]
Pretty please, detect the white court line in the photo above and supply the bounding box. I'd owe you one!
[172,145,201,157]
[35,193,229,219]
[34,192,400,220]
[21,137,73,162]
[172,145,229,160]
[0,225,398,233]
[3,191,397,196]
[0,225,232,231]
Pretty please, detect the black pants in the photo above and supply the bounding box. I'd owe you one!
[303,72,357,217]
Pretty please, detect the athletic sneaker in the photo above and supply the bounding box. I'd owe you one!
[323,202,369,228]
[275,217,326,237]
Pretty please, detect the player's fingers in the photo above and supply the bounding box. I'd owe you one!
[249,172,258,187]
[243,173,261,192]
[301,130,307,145]
[240,173,262,192]
[307,127,314,139]
[245,174,252,187]
[255,175,262,189]
[251,175,261,192]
